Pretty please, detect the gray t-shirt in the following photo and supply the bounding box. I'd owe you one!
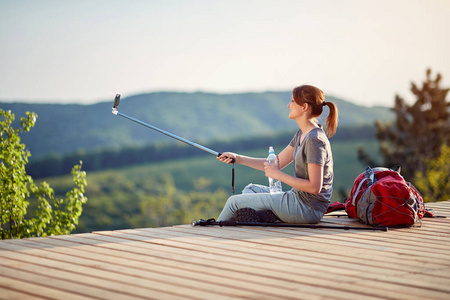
[289,126,333,213]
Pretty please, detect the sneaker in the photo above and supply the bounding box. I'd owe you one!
[258,210,279,223]
[234,207,278,223]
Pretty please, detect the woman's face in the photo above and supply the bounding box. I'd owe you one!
[288,96,305,120]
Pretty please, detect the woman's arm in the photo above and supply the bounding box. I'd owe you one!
[217,152,266,171]
[217,145,294,172]
[265,161,324,195]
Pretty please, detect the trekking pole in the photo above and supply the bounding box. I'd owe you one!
[112,94,236,191]
[191,218,389,231]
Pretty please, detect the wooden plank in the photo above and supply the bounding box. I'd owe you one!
[4,234,376,300]
[0,277,52,300]
[0,264,134,300]
[79,232,385,300]
[56,236,356,297]
[316,218,450,241]
[89,229,450,299]
[169,225,450,264]
[0,274,92,300]
[0,242,203,300]
[1,240,267,300]
[161,226,450,281]
[265,225,450,253]
[25,236,328,299]
[320,215,450,232]
[425,201,450,209]
[80,231,397,299]
[322,226,450,245]
[162,225,450,271]
[2,237,311,300]
[0,290,46,300]
[50,234,345,300]
[154,227,450,290]
[0,200,448,300]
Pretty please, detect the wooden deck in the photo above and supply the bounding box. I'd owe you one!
[1,201,449,300]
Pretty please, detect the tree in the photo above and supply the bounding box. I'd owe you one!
[0,109,87,239]
[359,69,449,185]
[414,144,450,203]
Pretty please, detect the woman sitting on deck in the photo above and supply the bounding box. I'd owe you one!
[217,85,338,224]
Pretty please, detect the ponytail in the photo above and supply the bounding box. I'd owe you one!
[323,101,338,138]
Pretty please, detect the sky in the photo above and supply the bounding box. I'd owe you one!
[1,0,449,107]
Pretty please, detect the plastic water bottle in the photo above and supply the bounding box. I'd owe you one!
[266,146,282,194]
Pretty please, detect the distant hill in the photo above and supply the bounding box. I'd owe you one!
[1,91,394,159]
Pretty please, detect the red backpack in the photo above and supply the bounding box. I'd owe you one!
[345,167,425,227]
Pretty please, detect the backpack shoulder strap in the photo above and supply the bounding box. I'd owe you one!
[351,167,377,206]
[352,177,368,206]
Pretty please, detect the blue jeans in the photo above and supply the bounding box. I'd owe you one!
[217,183,324,224]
